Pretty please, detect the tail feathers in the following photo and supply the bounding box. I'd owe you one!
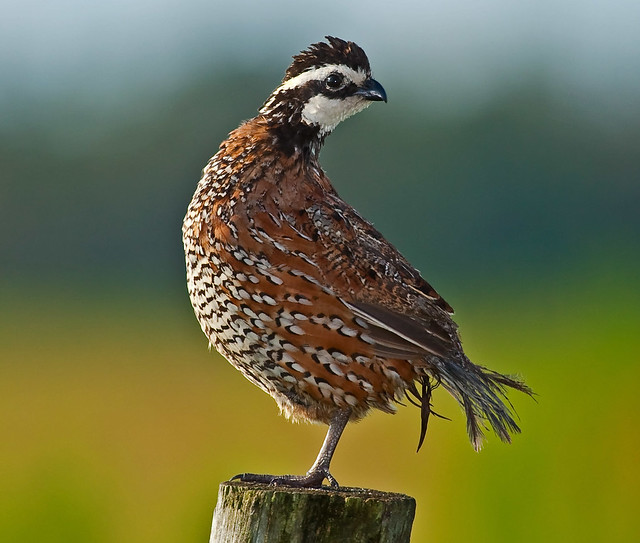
[410,357,533,451]
[443,358,533,451]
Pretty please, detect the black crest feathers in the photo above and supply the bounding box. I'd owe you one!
[284,36,371,81]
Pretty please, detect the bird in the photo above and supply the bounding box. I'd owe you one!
[182,36,533,488]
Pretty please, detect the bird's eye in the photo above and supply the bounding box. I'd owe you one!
[324,73,344,90]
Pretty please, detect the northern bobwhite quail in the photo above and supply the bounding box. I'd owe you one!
[182,36,532,488]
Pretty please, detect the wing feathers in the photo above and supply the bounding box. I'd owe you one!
[343,300,452,359]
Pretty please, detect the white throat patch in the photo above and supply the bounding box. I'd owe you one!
[301,94,372,135]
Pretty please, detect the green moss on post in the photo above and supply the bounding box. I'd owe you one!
[210,481,415,543]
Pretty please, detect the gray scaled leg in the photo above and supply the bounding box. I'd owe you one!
[232,409,351,489]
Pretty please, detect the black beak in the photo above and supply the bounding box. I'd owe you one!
[354,78,387,102]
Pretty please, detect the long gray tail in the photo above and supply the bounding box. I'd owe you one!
[409,357,533,451]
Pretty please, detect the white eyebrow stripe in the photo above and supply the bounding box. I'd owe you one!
[278,65,368,92]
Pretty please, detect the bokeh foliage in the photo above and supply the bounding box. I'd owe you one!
[1,66,639,542]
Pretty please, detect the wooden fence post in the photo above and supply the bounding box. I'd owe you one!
[210,480,415,543]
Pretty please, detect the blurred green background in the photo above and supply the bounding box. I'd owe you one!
[2,1,639,542]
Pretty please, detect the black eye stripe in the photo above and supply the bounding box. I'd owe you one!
[320,82,358,99]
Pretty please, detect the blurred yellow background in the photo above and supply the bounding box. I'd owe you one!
[2,1,639,541]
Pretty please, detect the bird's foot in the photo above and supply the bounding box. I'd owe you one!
[231,467,338,489]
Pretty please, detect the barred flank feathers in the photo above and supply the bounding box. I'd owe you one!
[435,357,533,451]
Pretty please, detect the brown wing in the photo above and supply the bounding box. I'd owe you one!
[227,182,461,368]
[301,192,460,358]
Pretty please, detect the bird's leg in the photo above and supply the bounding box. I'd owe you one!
[296,408,351,488]
[232,409,351,489]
